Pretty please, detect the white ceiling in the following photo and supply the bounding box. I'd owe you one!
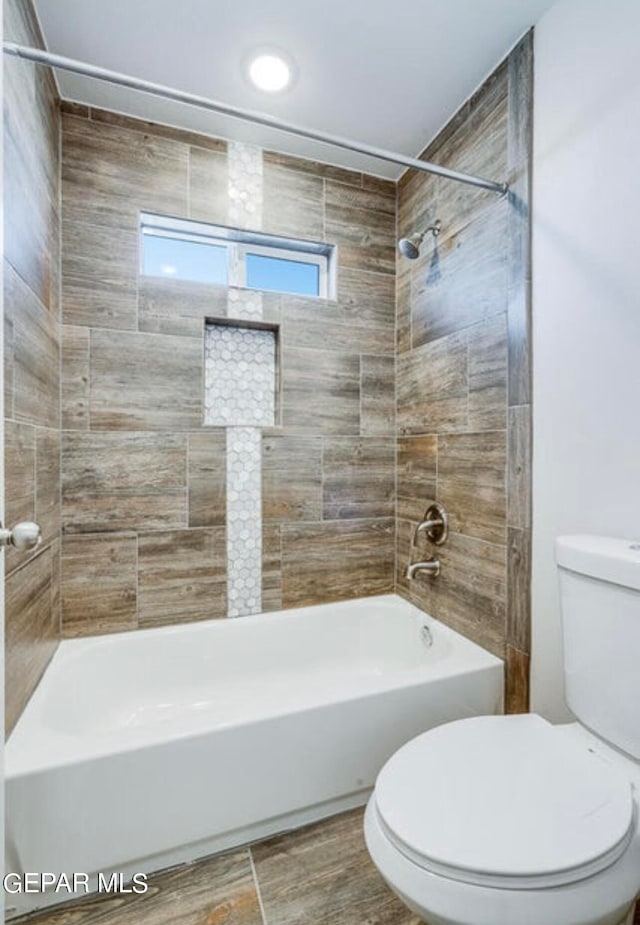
[32,0,555,179]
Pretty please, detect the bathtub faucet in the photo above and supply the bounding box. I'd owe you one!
[406,559,440,580]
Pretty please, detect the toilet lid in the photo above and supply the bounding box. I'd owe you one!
[374,714,634,889]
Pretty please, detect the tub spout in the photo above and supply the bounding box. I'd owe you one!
[406,559,440,579]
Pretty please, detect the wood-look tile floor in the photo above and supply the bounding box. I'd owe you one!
[12,809,421,925]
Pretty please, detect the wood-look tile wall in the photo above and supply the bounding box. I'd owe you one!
[395,34,532,710]
[59,108,396,636]
[4,0,61,735]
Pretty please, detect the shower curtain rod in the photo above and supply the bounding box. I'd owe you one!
[3,41,508,195]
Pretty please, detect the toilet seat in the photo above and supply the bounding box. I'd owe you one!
[373,713,635,890]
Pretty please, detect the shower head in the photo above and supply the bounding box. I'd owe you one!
[398,220,442,259]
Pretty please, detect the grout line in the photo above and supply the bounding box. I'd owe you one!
[248,847,269,925]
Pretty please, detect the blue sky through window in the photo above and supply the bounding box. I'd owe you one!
[143,234,228,286]
[245,253,320,296]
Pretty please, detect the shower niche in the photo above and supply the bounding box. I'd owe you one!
[204,318,279,428]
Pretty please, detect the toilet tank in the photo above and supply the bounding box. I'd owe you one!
[556,535,640,760]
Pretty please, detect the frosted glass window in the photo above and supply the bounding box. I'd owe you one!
[245,253,320,296]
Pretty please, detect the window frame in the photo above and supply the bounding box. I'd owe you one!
[140,212,334,299]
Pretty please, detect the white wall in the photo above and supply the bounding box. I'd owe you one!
[532,0,640,721]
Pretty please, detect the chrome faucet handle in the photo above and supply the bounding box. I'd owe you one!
[414,502,448,546]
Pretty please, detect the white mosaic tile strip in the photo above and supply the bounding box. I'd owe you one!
[227,427,262,617]
[228,287,263,321]
[204,324,275,427]
[223,141,265,617]
[227,141,263,229]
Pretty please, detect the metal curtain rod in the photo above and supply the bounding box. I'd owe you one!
[3,42,508,195]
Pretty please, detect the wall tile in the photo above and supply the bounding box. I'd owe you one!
[5,262,60,428]
[396,517,422,602]
[138,277,228,337]
[138,528,226,626]
[263,149,362,186]
[507,404,531,529]
[410,203,507,348]
[394,40,531,708]
[188,146,228,225]
[397,331,467,436]
[88,106,227,152]
[226,427,263,617]
[227,141,262,229]
[263,161,324,239]
[507,33,533,408]
[396,267,411,355]
[4,289,15,420]
[4,0,61,734]
[90,329,203,431]
[61,325,90,430]
[437,431,507,546]
[361,355,395,436]
[397,169,438,251]
[62,432,187,534]
[60,533,137,637]
[505,645,530,714]
[327,179,396,217]
[62,113,189,230]
[262,435,322,523]
[397,435,437,522]
[5,547,57,735]
[61,221,138,330]
[322,438,395,520]
[4,421,36,577]
[281,290,393,356]
[188,431,226,527]
[282,519,394,607]
[4,25,58,311]
[338,268,395,353]
[507,526,531,653]
[468,314,508,431]
[262,524,282,612]
[281,346,360,435]
[434,532,507,657]
[36,428,61,553]
[325,181,396,274]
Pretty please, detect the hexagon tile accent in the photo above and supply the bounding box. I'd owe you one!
[204,324,275,427]
[228,141,263,229]
[226,427,263,617]
[222,140,266,617]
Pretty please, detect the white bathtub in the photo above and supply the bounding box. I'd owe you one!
[6,593,503,915]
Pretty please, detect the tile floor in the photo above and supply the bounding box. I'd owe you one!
[12,809,421,925]
[12,807,640,925]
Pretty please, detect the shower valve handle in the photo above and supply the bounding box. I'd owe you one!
[0,520,42,552]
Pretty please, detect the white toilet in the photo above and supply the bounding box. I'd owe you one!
[364,536,640,925]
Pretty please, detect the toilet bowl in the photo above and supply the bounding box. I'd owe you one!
[364,714,640,925]
[364,536,640,925]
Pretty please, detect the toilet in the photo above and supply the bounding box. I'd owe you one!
[364,536,640,925]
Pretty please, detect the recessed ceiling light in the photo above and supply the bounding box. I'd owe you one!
[248,51,292,93]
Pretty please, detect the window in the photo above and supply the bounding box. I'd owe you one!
[140,213,334,298]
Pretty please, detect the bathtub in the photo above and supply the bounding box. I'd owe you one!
[6,593,502,915]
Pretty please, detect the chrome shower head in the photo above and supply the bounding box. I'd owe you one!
[398,220,441,259]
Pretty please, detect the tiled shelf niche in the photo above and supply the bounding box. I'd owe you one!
[204,319,279,428]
